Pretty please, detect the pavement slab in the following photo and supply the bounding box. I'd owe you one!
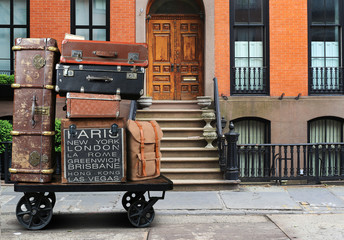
[286,187,344,208]
[268,214,344,240]
[149,222,288,240]
[220,191,302,210]
[154,191,223,210]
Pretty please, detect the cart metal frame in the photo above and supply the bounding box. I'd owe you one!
[14,175,173,229]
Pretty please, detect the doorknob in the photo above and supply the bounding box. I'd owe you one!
[171,64,174,72]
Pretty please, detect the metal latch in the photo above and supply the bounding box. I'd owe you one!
[110,124,119,137]
[72,50,83,62]
[126,72,137,80]
[69,124,77,137]
[128,53,139,64]
[63,66,74,77]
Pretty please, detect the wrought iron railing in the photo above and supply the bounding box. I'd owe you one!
[232,67,267,95]
[310,67,344,94]
[237,143,344,183]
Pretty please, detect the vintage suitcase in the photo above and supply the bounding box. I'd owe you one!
[66,92,121,118]
[60,39,148,67]
[127,120,163,181]
[61,118,126,183]
[10,38,60,183]
[56,64,144,100]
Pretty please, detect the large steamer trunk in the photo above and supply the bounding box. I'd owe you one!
[61,118,126,184]
[60,39,148,67]
[10,38,60,183]
[56,64,145,100]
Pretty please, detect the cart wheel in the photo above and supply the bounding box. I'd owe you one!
[25,192,56,208]
[122,191,146,211]
[127,200,155,228]
[16,193,53,230]
[43,192,56,208]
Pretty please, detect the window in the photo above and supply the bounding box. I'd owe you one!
[230,0,269,95]
[233,118,270,177]
[309,0,343,94]
[0,0,29,74]
[308,117,343,143]
[308,117,344,176]
[71,0,110,41]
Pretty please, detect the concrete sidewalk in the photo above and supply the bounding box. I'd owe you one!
[1,183,344,239]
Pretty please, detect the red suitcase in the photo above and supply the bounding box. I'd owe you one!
[66,92,121,118]
[10,38,60,183]
[60,39,148,67]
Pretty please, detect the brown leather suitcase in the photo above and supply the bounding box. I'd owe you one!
[66,92,121,118]
[10,38,60,183]
[127,120,163,181]
[60,39,148,67]
[61,118,126,183]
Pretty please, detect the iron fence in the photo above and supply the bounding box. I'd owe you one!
[237,143,344,182]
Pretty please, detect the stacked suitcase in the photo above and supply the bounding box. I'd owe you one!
[59,39,149,184]
[10,38,149,183]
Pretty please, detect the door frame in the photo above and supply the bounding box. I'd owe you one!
[134,0,215,97]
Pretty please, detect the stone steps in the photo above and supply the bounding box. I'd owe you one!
[135,100,238,190]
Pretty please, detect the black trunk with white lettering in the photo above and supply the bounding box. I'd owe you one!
[63,127,124,183]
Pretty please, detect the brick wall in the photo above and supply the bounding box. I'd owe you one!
[110,0,135,42]
[30,0,70,48]
[214,0,230,96]
[269,0,308,97]
[29,0,136,47]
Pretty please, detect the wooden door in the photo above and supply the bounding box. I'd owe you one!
[147,16,204,100]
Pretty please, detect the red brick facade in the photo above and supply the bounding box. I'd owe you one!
[29,0,311,98]
[269,0,308,97]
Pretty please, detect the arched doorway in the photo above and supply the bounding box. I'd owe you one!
[146,0,205,100]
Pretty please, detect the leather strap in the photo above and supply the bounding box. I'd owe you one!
[135,121,146,177]
[149,121,160,175]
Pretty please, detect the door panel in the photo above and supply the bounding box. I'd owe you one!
[176,19,204,100]
[148,16,203,100]
[148,19,175,100]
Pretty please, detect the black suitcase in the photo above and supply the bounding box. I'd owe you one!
[55,64,144,100]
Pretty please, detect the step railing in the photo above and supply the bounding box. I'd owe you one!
[213,77,239,180]
[213,77,226,171]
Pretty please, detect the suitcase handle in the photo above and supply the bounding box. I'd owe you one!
[31,95,37,128]
[86,75,113,82]
[93,51,118,58]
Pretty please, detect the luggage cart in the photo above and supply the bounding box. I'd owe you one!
[14,175,173,230]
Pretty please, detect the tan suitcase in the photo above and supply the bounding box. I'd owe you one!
[127,120,162,181]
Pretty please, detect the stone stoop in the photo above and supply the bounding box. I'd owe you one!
[135,100,239,191]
